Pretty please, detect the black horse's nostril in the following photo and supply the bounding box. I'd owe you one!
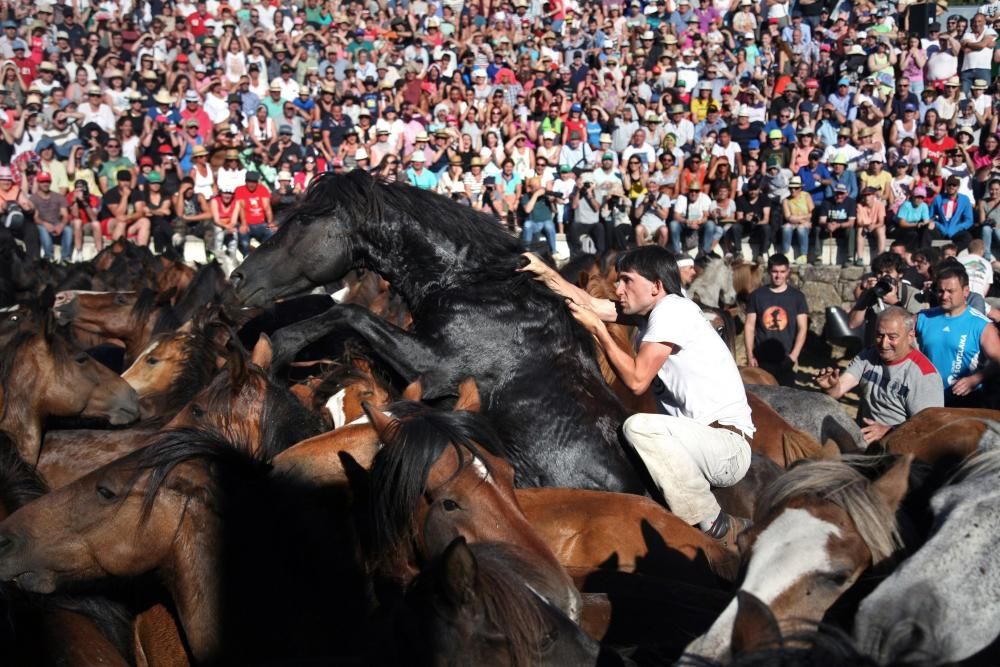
[230,272,244,289]
[0,531,15,555]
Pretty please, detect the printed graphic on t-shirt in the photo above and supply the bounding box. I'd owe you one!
[762,305,788,331]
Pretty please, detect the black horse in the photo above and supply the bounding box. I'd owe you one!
[231,169,644,493]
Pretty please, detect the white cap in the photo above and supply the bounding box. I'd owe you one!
[355,148,368,160]
[410,152,426,162]
[676,256,695,268]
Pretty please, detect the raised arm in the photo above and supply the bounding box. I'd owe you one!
[519,252,619,322]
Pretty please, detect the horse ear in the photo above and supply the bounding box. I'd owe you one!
[818,439,842,461]
[250,334,273,370]
[439,536,478,607]
[362,401,399,444]
[338,450,370,505]
[731,591,782,656]
[39,285,55,311]
[454,378,481,413]
[402,378,424,401]
[872,453,913,514]
[155,287,178,306]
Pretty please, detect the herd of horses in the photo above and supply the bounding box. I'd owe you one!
[0,169,998,665]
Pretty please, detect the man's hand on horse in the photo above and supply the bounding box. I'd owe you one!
[815,367,840,390]
[861,418,891,445]
[518,252,552,280]
[567,300,604,336]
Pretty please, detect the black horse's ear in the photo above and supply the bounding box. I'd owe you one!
[361,401,399,445]
[731,591,782,656]
[226,347,248,389]
[250,334,273,372]
[439,536,477,608]
[338,451,370,503]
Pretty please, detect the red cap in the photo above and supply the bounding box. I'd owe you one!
[139,156,154,166]
[721,85,732,93]
[177,54,189,63]
[806,78,819,88]
[36,172,52,183]
[158,144,174,154]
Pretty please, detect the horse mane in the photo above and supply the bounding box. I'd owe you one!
[0,328,43,422]
[296,171,523,273]
[755,455,901,564]
[448,542,553,667]
[368,400,507,560]
[947,443,1000,486]
[0,431,44,510]
[679,624,886,667]
[129,288,181,336]
[173,261,233,323]
[128,427,270,520]
[152,328,225,417]
[309,346,399,414]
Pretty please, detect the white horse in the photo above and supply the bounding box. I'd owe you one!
[854,423,1000,665]
[689,257,737,308]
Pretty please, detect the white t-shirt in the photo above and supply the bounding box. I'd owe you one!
[639,295,755,434]
[962,27,997,71]
[959,251,994,297]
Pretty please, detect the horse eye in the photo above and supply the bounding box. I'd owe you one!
[442,499,460,512]
[825,571,850,587]
[189,404,205,419]
[75,353,89,365]
[8,314,18,322]
[96,484,117,501]
[114,294,128,305]
[146,357,159,365]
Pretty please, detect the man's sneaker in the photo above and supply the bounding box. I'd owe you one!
[795,255,807,265]
[71,249,82,263]
[704,511,752,553]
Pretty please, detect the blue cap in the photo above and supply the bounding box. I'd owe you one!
[354,28,365,36]
[384,105,396,114]
[748,139,760,150]
[2,20,16,29]
[570,103,582,112]
[279,124,293,134]
[311,120,322,128]
[838,77,850,86]
[11,39,26,50]
[903,103,917,112]
[35,137,54,151]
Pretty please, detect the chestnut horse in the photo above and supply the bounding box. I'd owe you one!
[0,308,139,464]
[53,289,181,366]
[0,428,369,665]
[686,454,911,662]
[880,407,1000,464]
[357,387,582,622]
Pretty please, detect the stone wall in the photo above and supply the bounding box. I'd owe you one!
[787,265,867,336]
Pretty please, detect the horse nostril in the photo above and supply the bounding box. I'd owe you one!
[0,532,15,555]
[230,272,244,289]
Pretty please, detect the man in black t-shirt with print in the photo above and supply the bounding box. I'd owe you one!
[745,253,809,385]
[815,183,857,267]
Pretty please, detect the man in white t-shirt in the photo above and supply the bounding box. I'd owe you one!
[961,13,997,96]
[520,247,755,551]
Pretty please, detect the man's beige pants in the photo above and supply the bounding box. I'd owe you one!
[622,413,752,525]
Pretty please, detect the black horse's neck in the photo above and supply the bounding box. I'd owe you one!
[353,202,521,312]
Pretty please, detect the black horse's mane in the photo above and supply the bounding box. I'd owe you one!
[368,400,508,560]
[130,288,182,336]
[173,261,233,324]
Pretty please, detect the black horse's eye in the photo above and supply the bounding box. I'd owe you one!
[8,314,18,323]
[146,356,159,366]
[96,485,117,501]
[189,404,205,419]
[75,353,89,365]
[442,499,460,512]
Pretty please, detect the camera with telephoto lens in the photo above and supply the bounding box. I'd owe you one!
[873,275,896,298]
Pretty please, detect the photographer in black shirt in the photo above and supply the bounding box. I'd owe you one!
[848,251,925,346]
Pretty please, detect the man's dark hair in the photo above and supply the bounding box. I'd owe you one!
[767,253,790,269]
[935,259,969,288]
[615,246,683,296]
[871,251,905,276]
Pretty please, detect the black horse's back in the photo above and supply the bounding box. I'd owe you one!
[233,172,647,494]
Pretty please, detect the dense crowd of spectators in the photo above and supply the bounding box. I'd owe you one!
[0,0,999,267]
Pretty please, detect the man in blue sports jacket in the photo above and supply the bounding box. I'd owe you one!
[930,175,974,250]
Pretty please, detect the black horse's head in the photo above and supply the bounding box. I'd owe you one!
[232,171,371,307]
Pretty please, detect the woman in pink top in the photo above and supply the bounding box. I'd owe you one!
[856,186,887,262]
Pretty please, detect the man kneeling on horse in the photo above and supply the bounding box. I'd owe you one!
[521,247,755,550]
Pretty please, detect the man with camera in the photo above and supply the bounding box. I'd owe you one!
[30,172,71,262]
[816,306,943,444]
[570,176,606,256]
[848,252,925,345]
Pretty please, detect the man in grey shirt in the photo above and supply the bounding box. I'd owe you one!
[815,306,944,444]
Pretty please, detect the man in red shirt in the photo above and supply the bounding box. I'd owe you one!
[920,121,956,167]
[234,171,273,256]
[11,40,35,87]
[187,1,211,39]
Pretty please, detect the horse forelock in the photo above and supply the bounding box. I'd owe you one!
[368,402,505,560]
[756,456,901,564]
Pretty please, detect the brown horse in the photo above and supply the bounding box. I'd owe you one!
[53,289,181,365]
[0,434,132,667]
[685,454,911,662]
[740,366,779,386]
[731,260,763,303]
[880,407,1000,464]
[0,311,139,464]
[167,335,326,459]
[0,428,370,665]
[357,383,583,623]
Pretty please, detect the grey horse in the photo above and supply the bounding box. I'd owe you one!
[746,384,865,453]
[854,423,1000,665]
